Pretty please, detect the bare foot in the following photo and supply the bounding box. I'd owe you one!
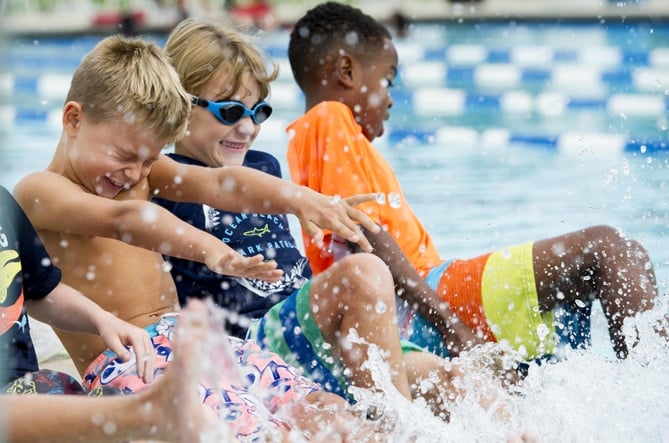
[141,299,219,442]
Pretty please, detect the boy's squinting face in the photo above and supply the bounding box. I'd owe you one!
[70,113,164,199]
[178,70,263,168]
[351,38,397,141]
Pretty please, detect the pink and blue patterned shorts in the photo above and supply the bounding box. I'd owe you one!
[83,314,320,441]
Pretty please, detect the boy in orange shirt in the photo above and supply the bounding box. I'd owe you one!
[285,2,664,361]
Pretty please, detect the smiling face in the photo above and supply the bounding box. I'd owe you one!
[60,103,166,199]
[347,37,398,141]
[176,69,264,167]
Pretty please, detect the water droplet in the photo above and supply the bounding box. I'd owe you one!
[102,421,118,435]
[388,192,401,208]
[141,204,158,223]
[536,323,550,340]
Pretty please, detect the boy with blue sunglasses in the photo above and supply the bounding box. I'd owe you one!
[155,18,515,422]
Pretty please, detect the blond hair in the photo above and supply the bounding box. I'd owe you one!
[66,35,190,142]
[165,18,278,100]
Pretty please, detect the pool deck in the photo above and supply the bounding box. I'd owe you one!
[2,0,669,37]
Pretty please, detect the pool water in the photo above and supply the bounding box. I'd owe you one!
[2,21,669,442]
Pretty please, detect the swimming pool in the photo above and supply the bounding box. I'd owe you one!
[1,20,669,441]
[2,21,668,286]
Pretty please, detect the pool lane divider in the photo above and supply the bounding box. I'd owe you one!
[387,127,668,154]
[3,65,669,96]
[1,106,665,155]
[3,73,668,118]
[5,43,669,71]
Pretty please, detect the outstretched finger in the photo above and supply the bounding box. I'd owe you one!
[249,268,284,282]
[343,222,372,252]
[302,220,325,250]
[343,194,381,234]
[345,206,379,239]
[343,193,379,207]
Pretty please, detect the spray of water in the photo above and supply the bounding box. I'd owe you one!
[192,300,668,442]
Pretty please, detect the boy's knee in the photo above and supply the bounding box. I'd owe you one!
[583,224,621,242]
[585,225,649,257]
[337,253,391,280]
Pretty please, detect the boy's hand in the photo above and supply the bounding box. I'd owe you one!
[96,314,156,384]
[298,192,380,253]
[205,247,283,282]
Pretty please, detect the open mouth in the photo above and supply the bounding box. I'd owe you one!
[220,140,246,151]
[100,176,130,196]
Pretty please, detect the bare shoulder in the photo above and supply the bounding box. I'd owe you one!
[13,171,121,237]
[13,171,78,210]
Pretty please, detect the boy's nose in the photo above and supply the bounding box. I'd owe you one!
[236,117,256,135]
[124,164,143,182]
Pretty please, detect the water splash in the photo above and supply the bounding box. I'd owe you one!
[191,300,668,442]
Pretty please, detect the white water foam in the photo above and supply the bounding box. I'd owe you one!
[196,300,669,442]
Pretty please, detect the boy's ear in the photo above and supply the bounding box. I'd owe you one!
[62,101,83,137]
[333,54,355,88]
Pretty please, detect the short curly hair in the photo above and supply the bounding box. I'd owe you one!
[288,1,391,90]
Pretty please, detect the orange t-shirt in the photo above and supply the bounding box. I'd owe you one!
[286,101,442,275]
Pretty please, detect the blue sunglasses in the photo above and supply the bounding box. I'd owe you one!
[191,97,273,125]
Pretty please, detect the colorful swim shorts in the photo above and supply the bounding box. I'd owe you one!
[248,282,424,402]
[83,314,320,442]
[426,242,557,359]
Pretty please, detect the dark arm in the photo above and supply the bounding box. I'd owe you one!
[349,227,486,356]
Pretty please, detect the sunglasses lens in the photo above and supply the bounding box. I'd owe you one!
[253,104,272,124]
[218,104,245,124]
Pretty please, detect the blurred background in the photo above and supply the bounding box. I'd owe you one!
[1,0,668,35]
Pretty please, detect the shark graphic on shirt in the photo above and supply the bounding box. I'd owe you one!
[201,205,309,297]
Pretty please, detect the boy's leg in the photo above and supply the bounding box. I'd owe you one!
[532,224,658,358]
[403,350,461,420]
[147,298,219,442]
[250,253,412,401]
[308,253,412,399]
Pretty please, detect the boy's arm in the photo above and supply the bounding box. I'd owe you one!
[13,171,281,281]
[351,227,486,356]
[149,155,380,252]
[26,281,156,382]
